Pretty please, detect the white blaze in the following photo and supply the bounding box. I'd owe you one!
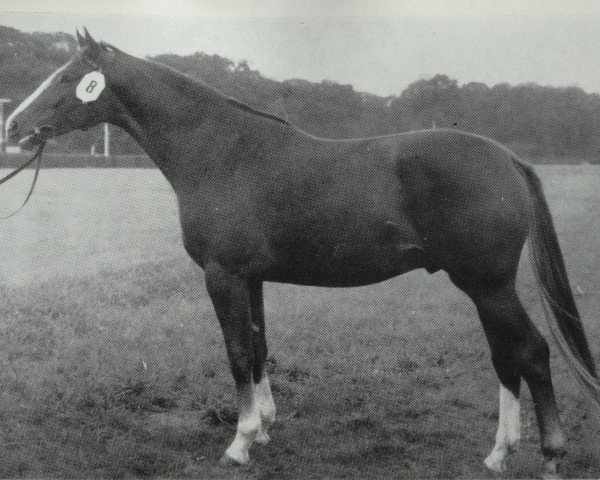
[5,63,69,138]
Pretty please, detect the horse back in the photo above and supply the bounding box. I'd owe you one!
[178,127,530,285]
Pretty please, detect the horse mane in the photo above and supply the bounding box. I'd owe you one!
[109,44,291,127]
[224,98,291,126]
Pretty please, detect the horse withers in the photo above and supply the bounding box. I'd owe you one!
[6,29,599,477]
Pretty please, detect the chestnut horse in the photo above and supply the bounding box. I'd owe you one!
[6,30,599,477]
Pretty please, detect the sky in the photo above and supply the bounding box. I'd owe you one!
[2,0,600,96]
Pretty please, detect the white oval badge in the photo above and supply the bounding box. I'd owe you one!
[76,71,106,103]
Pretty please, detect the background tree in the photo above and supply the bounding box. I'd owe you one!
[2,25,600,163]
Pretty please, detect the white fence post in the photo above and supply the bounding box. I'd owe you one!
[103,123,110,158]
[0,99,11,154]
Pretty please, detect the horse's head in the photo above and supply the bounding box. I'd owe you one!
[6,28,118,150]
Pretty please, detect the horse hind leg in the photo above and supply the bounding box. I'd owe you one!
[485,383,521,472]
[453,277,566,477]
[249,280,276,445]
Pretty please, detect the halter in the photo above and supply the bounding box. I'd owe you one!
[0,142,45,219]
[0,45,113,221]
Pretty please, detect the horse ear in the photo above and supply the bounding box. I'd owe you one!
[83,27,95,44]
[80,27,104,64]
[76,28,85,48]
[83,27,101,52]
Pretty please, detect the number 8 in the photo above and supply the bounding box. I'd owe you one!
[86,80,97,93]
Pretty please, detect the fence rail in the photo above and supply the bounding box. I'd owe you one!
[0,153,153,168]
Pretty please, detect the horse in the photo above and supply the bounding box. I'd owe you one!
[5,29,599,477]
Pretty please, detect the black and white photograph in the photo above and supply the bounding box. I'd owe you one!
[0,1,598,478]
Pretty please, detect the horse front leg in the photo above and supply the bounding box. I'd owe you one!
[205,262,261,465]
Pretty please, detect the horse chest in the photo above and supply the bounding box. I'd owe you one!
[178,197,268,271]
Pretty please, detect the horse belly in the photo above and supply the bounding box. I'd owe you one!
[264,221,426,287]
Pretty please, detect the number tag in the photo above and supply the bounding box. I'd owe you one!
[76,71,106,103]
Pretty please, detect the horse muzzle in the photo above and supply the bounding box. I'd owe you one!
[16,125,54,151]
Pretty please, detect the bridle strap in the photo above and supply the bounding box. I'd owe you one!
[0,143,45,219]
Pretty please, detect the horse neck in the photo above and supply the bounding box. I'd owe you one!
[107,54,267,185]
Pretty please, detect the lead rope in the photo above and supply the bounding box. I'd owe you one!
[0,143,45,219]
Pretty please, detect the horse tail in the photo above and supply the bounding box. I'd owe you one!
[513,158,600,406]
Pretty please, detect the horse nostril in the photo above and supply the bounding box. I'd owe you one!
[35,125,54,139]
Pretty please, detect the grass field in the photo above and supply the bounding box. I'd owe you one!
[0,166,597,478]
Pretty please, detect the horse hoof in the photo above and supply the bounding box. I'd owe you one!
[218,454,245,467]
[255,431,270,445]
[484,455,506,473]
[541,473,562,480]
[542,459,562,480]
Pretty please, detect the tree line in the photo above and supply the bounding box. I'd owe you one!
[2,25,599,162]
